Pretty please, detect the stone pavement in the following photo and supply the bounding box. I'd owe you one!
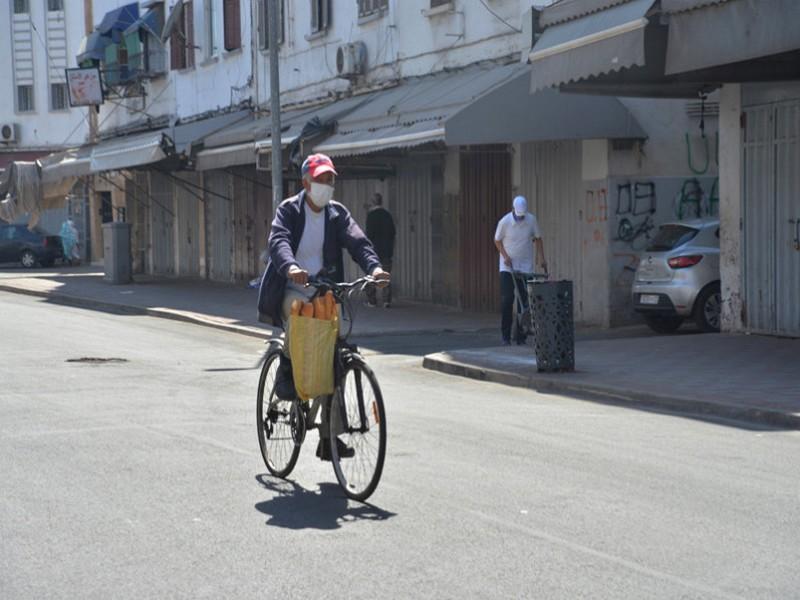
[0,266,497,338]
[424,333,800,429]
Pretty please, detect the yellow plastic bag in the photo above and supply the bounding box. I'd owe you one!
[288,313,339,402]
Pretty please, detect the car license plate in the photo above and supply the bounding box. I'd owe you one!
[640,294,660,305]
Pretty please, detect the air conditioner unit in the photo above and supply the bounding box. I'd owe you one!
[336,42,367,79]
[0,123,19,144]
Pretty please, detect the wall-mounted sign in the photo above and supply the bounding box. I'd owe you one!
[65,67,105,107]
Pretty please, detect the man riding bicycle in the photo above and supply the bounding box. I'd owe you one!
[257,154,390,456]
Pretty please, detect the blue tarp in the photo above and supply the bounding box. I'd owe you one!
[124,9,162,38]
[77,30,112,63]
[97,3,140,36]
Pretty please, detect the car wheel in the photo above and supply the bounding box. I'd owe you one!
[20,250,37,268]
[643,314,684,334]
[694,282,722,333]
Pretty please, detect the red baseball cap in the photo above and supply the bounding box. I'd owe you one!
[301,153,338,179]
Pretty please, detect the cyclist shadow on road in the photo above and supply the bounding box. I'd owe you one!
[254,474,397,530]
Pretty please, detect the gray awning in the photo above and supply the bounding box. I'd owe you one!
[171,109,252,156]
[194,142,256,171]
[314,64,523,157]
[39,146,93,182]
[529,0,656,93]
[195,96,372,170]
[446,69,646,145]
[665,0,800,75]
[90,130,170,173]
[661,0,730,13]
[255,95,372,153]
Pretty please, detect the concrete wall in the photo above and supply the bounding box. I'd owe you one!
[256,0,526,108]
[94,0,530,135]
[0,0,89,149]
[718,84,743,333]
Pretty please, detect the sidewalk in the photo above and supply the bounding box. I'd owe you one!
[424,334,800,429]
[0,266,497,338]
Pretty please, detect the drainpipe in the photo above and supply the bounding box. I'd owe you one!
[268,0,282,215]
[84,0,99,262]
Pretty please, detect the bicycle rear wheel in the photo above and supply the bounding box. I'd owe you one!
[329,360,386,502]
[256,351,304,478]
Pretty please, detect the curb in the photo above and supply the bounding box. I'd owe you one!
[0,284,276,340]
[0,283,492,341]
[422,353,800,430]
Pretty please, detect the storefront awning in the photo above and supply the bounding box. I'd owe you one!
[665,0,800,75]
[314,64,522,157]
[171,109,252,157]
[40,146,92,183]
[446,69,646,145]
[194,96,370,170]
[528,0,656,93]
[90,131,170,173]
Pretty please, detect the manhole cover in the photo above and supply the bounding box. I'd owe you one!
[66,357,128,364]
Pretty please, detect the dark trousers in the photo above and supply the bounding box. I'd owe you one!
[366,258,392,305]
[500,271,528,342]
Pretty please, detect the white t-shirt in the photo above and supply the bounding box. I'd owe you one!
[494,212,541,273]
[288,201,325,293]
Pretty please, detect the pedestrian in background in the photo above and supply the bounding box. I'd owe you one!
[59,216,80,265]
[494,196,547,345]
[366,192,396,308]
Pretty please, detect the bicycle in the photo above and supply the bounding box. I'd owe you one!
[256,276,387,502]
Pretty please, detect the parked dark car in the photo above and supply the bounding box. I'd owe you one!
[0,224,63,268]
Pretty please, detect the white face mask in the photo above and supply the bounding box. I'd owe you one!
[309,182,334,208]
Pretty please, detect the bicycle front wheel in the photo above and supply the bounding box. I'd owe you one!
[329,360,386,502]
[256,351,304,478]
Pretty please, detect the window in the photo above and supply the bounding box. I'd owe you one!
[310,0,330,34]
[170,0,195,70]
[204,0,217,58]
[358,0,387,19]
[259,0,284,50]
[430,0,450,6]
[47,0,63,11]
[13,0,29,13]
[223,0,241,51]
[17,85,34,112]
[50,83,68,110]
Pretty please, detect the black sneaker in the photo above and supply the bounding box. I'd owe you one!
[274,355,296,400]
[316,438,355,461]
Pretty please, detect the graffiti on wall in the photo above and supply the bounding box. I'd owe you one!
[614,182,657,251]
[584,188,608,246]
[673,177,719,220]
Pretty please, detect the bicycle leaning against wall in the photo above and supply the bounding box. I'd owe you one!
[256,276,387,502]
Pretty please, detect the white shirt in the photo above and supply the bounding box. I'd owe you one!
[494,212,541,273]
[288,200,325,293]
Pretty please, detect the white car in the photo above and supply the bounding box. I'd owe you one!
[632,218,721,333]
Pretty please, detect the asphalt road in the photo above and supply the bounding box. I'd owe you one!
[2,293,799,599]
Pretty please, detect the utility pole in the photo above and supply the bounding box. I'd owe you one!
[268,0,283,214]
[84,0,98,262]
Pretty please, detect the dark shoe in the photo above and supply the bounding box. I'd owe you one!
[383,302,391,308]
[274,356,296,400]
[316,438,355,461]
[515,336,527,346]
[502,338,511,346]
